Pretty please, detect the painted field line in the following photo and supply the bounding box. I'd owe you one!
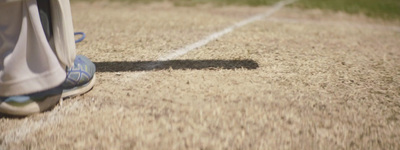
[159,0,297,61]
[2,0,296,145]
[2,101,82,145]
[142,0,296,70]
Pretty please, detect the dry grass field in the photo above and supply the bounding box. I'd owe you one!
[1,0,400,149]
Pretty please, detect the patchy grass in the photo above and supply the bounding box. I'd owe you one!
[297,0,400,20]
[177,0,400,20]
[171,0,281,6]
[71,0,400,20]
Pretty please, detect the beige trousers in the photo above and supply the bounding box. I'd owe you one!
[0,0,76,96]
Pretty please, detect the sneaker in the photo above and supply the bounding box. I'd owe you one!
[0,55,96,116]
[62,55,96,98]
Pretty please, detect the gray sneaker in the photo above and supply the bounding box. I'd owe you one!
[0,55,96,116]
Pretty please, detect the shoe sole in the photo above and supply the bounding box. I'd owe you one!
[0,94,61,116]
[62,75,96,98]
[0,75,96,116]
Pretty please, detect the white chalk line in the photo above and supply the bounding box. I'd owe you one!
[160,0,296,62]
[2,0,296,145]
[141,0,297,71]
[2,101,82,145]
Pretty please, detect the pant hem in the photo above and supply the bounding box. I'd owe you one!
[0,67,66,97]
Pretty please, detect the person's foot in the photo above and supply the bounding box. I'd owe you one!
[62,55,96,98]
[0,55,96,116]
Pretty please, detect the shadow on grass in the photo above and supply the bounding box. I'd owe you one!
[94,59,259,72]
[0,110,27,119]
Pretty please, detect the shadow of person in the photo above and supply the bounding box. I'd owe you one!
[94,59,259,72]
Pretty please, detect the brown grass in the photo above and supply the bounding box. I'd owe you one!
[1,1,399,149]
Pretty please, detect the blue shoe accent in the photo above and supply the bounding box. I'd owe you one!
[0,88,62,106]
[0,55,96,116]
[74,32,86,43]
[0,88,63,116]
[63,55,96,89]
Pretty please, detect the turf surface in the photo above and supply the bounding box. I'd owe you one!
[73,0,400,20]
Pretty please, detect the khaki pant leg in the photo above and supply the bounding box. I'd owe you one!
[0,0,67,96]
[51,0,76,67]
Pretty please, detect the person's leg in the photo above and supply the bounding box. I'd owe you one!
[0,0,96,116]
[48,0,96,98]
[50,0,76,67]
[0,0,66,97]
[37,0,53,41]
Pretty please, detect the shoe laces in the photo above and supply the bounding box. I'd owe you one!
[74,32,86,43]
